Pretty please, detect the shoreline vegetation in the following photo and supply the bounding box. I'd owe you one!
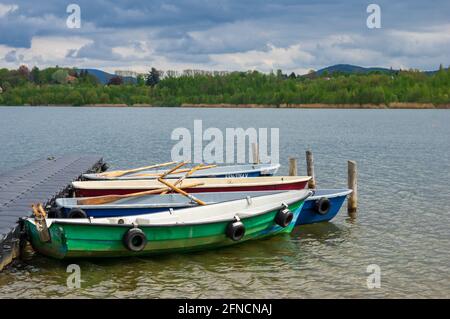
[0,65,449,108]
[6,103,449,109]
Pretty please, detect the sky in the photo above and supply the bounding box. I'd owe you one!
[0,0,449,74]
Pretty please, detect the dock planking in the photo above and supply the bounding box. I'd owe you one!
[0,154,105,270]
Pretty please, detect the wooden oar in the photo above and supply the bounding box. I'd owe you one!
[160,164,204,194]
[157,177,206,206]
[159,161,188,179]
[31,203,51,242]
[37,203,47,218]
[126,161,188,196]
[134,164,217,178]
[31,204,41,218]
[76,182,204,206]
[98,161,177,178]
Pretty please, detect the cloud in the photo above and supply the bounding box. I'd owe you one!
[0,36,91,69]
[4,50,22,62]
[0,3,18,17]
[386,26,450,58]
[210,43,314,73]
[0,0,449,73]
[71,41,122,61]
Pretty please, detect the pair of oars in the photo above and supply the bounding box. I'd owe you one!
[132,164,217,178]
[160,163,205,194]
[77,162,210,206]
[97,161,216,179]
[158,162,209,205]
[156,162,208,205]
[31,203,47,218]
[31,203,51,242]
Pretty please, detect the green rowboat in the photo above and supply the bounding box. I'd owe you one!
[25,190,311,259]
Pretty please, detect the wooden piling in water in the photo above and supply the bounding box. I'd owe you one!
[251,143,260,164]
[306,150,316,188]
[288,157,297,176]
[348,160,358,215]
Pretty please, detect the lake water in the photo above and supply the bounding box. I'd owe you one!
[0,107,449,298]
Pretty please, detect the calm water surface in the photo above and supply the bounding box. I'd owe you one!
[0,107,449,298]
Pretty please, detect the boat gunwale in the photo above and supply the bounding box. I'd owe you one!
[308,189,352,200]
[72,176,312,190]
[83,163,281,179]
[56,190,286,209]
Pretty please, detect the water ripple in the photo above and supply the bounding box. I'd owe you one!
[0,108,449,298]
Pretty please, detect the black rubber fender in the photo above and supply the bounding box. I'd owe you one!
[67,208,88,218]
[123,228,147,252]
[274,207,294,227]
[226,221,245,241]
[315,197,331,215]
[47,207,64,218]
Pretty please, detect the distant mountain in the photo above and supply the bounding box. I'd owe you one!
[314,64,393,76]
[311,64,447,76]
[77,68,137,85]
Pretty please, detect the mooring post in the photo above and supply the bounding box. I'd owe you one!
[348,160,358,215]
[306,150,316,188]
[288,157,297,176]
[251,143,260,164]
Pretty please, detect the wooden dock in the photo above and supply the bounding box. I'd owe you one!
[0,155,105,270]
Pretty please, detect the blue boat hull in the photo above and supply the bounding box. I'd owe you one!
[295,189,352,225]
[59,189,351,225]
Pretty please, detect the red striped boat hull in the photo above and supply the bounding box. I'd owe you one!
[74,178,309,197]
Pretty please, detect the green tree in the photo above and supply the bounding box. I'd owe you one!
[137,74,146,86]
[84,89,98,105]
[146,68,160,87]
[52,69,69,84]
[65,91,84,105]
[30,67,41,84]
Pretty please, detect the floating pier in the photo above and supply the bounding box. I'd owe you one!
[0,154,105,270]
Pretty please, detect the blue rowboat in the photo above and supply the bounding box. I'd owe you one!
[82,163,280,180]
[53,188,349,225]
[295,189,352,225]
[53,190,300,218]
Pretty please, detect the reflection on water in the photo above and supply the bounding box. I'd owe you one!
[292,222,347,241]
[0,107,449,298]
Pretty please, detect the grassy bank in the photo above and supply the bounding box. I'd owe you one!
[5,103,447,109]
[179,102,449,109]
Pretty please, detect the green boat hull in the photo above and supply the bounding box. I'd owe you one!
[26,200,305,259]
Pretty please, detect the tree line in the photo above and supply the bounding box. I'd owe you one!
[0,65,449,106]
